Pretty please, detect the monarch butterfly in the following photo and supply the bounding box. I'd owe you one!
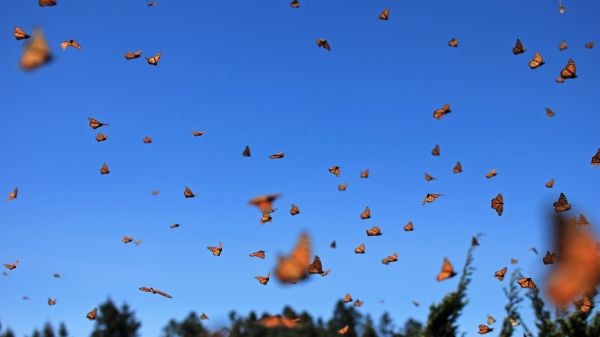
[316,39,331,51]
[453,161,463,174]
[585,42,594,49]
[509,319,520,327]
[249,194,280,212]
[134,240,142,246]
[322,269,332,277]
[269,152,285,159]
[22,296,30,300]
[424,173,436,182]
[354,243,365,254]
[486,315,496,325]
[147,1,158,6]
[100,163,110,175]
[207,242,223,256]
[124,50,142,60]
[290,0,299,8]
[494,267,507,281]
[200,313,209,320]
[255,272,271,285]
[143,137,153,144]
[192,131,206,137]
[448,38,459,47]
[249,250,266,259]
[88,117,108,129]
[338,325,349,335]
[329,165,340,177]
[3,260,19,270]
[553,193,571,212]
[559,40,568,51]
[471,236,480,246]
[258,315,299,328]
[53,273,60,278]
[556,77,565,84]
[433,104,451,119]
[517,277,536,289]
[422,193,442,205]
[381,252,398,265]
[528,52,544,69]
[511,258,518,265]
[87,308,97,320]
[8,188,18,201]
[404,222,414,231]
[260,211,273,224]
[546,108,555,117]
[543,251,556,265]
[360,169,369,178]
[436,258,457,281]
[580,297,593,312]
[578,214,590,226]
[170,223,180,229]
[412,301,420,307]
[354,299,364,307]
[146,51,161,65]
[343,293,353,303]
[139,286,173,298]
[478,324,494,334]
[591,149,600,166]
[431,144,440,156]
[14,27,30,40]
[338,183,348,191]
[366,226,381,236]
[184,186,195,198]
[560,58,576,79]
[512,38,525,55]
[60,40,81,50]
[330,240,336,249]
[485,169,497,179]
[151,190,160,196]
[360,206,371,219]
[48,298,57,306]
[39,0,57,6]
[308,255,325,274]
[491,193,504,216]
[275,233,311,284]
[242,145,251,157]
[20,29,52,71]
[96,132,107,142]
[122,236,134,244]
[378,7,389,20]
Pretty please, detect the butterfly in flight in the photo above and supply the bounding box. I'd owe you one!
[8,188,18,201]
[491,193,504,216]
[559,40,567,51]
[192,131,206,137]
[3,260,19,270]
[338,183,348,191]
[329,165,340,177]
[422,193,442,205]
[433,104,451,119]
[381,252,398,265]
[494,267,507,281]
[378,7,389,20]
[48,298,57,306]
[366,226,381,236]
[146,51,161,65]
[290,0,299,8]
[545,179,555,188]
[207,242,223,256]
[436,258,457,281]
[88,117,108,129]
[20,29,52,71]
[39,0,57,7]
[360,207,371,219]
[184,186,195,198]
[139,287,173,298]
[543,251,556,265]
[242,145,251,157]
[307,256,326,275]
[143,137,153,144]
[100,163,110,175]
[591,149,600,166]
[517,277,537,289]
[289,204,300,216]
[60,40,81,50]
[275,233,311,284]
[478,324,494,334]
[360,169,369,178]
[249,250,266,259]
[448,38,459,47]
[87,308,97,320]
[485,169,497,178]
[269,152,285,159]
[528,52,544,69]
[14,27,30,40]
[404,222,414,231]
[453,161,463,174]
[354,243,365,254]
[96,132,107,142]
[255,272,271,285]
[560,58,577,79]
[431,144,440,156]
[553,193,571,212]
[124,51,142,60]
[512,38,525,55]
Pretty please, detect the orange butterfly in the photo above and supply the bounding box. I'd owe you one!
[200,313,209,320]
[147,1,158,6]
[354,243,365,254]
[249,250,266,259]
[424,173,436,182]
[491,193,504,216]
[512,39,525,55]
[255,272,271,285]
[122,236,134,244]
[578,214,590,226]
[543,251,556,265]
[184,186,195,198]
[3,260,19,270]
[436,258,457,281]
[478,324,493,334]
[591,149,600,166]
[275,233,311,284]
[20,29,52,71]
[529,52,544,69]
[494,267,507,281]
[249,194,280,213]
[546,108,555,117]
[580,296,593,312]
[260,212,273,224]
[149,190,160,196]
[146,51,161,65]
[143,137,153,144]
[485,169,497,178]
[329,165,340,177]
[139,287,173,298]
[471,236,480,246]
[8,188,18,201]
[585,42,594,49]
[448,38,459,47]
[242,145,251,157]
[431,144,440,156]
[60,40,81,50]
[316,39,331,51]
[553,193,571,212]
[486,315,495,325]
[453,161,463,174]
[422,193,442,205]
[14,27,30,40]
[366,226,381,236]
[96,132,107,142]
[39,0,57,6]
[354,299,364,307]
[289,204,300,215]
[378,7,389,20]
[330,240,336,249]
[433,104,451,119]
[88,117,108,129]
[546,179,555,188]
[360,206,371,219]
[343,293,353,303]
[511,258,518,265]
[338,325,349,335]
[338,183,348,191]
[192,131,206,137]
[207,242,223,256]
[87,308,97,320]
[124,50,142,60]
[404,222,414,231]
[517,277,537,289]
[170,223,180,229]
[559,40,568,51]
[382,252,398,265]
[269,152,285,159]
[100,163,110,175]
[290,0,299,8]
[360,169,369,178]
[48,298,57,305]
[560,58,577,79]
[308,256,325,274]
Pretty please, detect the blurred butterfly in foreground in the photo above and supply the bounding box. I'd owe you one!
[60,39,81,50]
[146,51,161,65]
[378,7,389,20]
[553,193,571,212]
[560,58,576,79]
[591,149,600,166]
[8,188,18,201]
[14,27,30,40]
[139,287,173,298]
[20,29,52,71]
[528,52,544,69]
[494,267,507,281]
[3,260,19,270]
[433,104,451,119]
[275,233,311,284]
[478,324,494,334]
[87,308,97,320]
[249,194,280,213]
[249,250,265,259]
[512,39,525,55]
[207,242,223,256]
[422,193,442,205]
[436,258,457,281]
[88,117,108,129]
[255,272,270,285]
[124,51,142,60]
[316,39,331,51]
[491,193,504,216]
[381,252,398,265]
[39,0,57,6]
[517,277,536,289]
[448,38,459,47]
[184,186,195,198]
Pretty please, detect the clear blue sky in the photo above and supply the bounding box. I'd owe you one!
[1,0,599,336]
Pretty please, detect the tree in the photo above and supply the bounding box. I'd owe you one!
[327,300,361,337]
[91,299,141,337]
[58,323,68,337]
[378,313,394,337]
[499,269,530,337]
[361,315,377,337]
[163,313,208,337]
[397,319,421,337]
[42,323,55,337]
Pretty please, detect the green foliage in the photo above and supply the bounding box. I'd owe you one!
[58,323,68,337]
[163,313,208,337]
[91,298,141,337]
[499,269,525,337]
[327,300,362,337]
[361,315,377,337]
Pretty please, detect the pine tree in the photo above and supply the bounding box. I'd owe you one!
[499,269,530,337]
[163,312,208,337]
[91,299,141,337]
[58,323,68,337]
[327,300,361,337]
[361,315,377,337]
[42,323,55,337]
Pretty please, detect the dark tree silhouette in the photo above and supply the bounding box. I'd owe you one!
[327,300,361,337]
[58,323,68,337]
[499,269,530,337]
[91,299,141,337]
[361,315,377,337]
[163,312,208,337]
